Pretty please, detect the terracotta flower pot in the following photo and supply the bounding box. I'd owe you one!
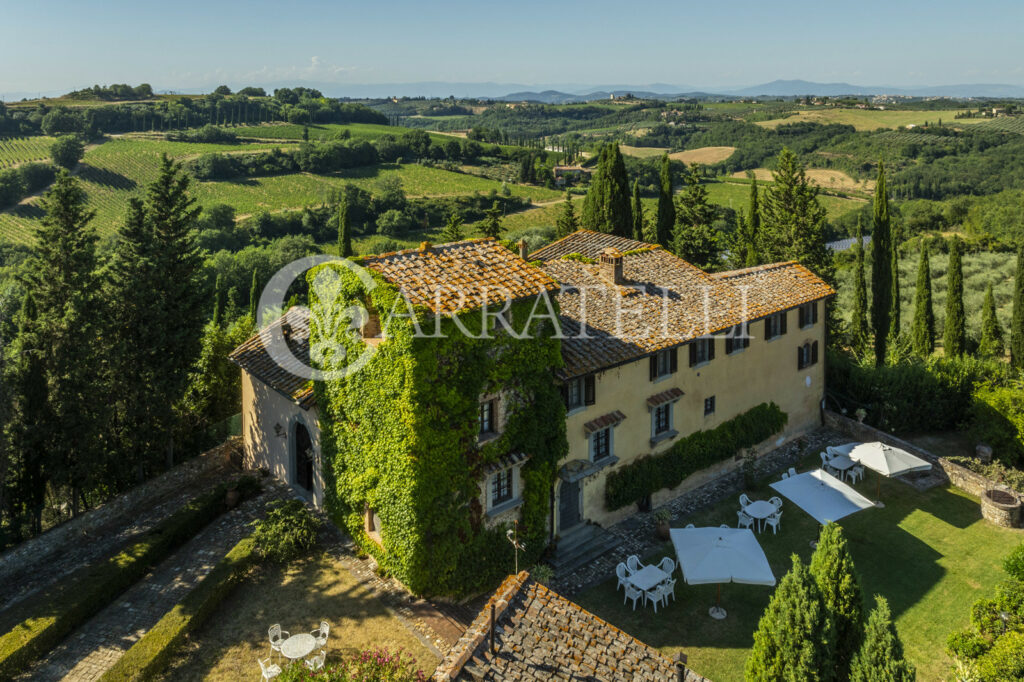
[225,488,240,508]
[656,520,671,541]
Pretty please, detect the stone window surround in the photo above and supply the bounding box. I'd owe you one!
[478,391,506,444]
[649,397,680,446]
[484,463,525,517]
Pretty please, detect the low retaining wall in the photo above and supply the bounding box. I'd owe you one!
[0,438,240,584]
[823,410,1021,527]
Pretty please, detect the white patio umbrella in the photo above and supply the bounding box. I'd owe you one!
[670,527,776,619]
[847,441,932,505]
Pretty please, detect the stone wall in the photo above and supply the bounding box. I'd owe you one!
[0,438,238,584]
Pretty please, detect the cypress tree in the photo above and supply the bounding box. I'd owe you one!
[248,269,259,321]
[870,161,893,366]
[1012,248,1024,369]
[337,201,353,257]
[810,523,864,680]
[479,200,504,239]
[631,179,643,240]
[581,145,608,232]
[746,554,836,681]
[440,212,464,242]
[979,282,1005,358]
[888,241,901,346]
[656,153,675,248]
[555,192,577,239]
[911,244,935,357]
[849,596,915,682]
[673,168,720,270]
[606,143,633,237]
[212,273,224,326]
[744,176,761,266]
[850,216,870,353]
[944,237,966,357]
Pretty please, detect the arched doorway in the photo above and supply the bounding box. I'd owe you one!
[294,423,314,493]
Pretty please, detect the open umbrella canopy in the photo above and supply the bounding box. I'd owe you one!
[845,441,932,478]
[770,469,874,525]
[669,527,775,586]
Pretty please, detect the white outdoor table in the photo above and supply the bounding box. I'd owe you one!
[828,455,856,480]
[743,500,778,532]
[627,564,669,591]
[280,632,316,660]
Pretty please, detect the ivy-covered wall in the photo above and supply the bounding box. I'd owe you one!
[309,262,566,596]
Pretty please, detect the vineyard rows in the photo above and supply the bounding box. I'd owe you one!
[0,136,56,168]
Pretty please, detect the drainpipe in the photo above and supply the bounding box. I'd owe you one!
[549,483,556,544]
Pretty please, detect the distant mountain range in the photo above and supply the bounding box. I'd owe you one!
[6,79,1024,104]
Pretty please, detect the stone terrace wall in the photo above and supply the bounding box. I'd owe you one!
[0,438,239,584]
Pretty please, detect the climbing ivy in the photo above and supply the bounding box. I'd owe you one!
[309,263,566,596]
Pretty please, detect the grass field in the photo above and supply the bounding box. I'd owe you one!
[231,122,455,145]
[164,551,437,680]
[732,167,875,194]
[0,135,560,244]
[620,146,738,165]
[0,136,56,168]
[704,179,866,219]
[575,449,1024,682]
[961,116,1024,135]
[756,107,975,131]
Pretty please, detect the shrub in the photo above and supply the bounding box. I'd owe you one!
[251,499,320,562]
[605,402,787,510]
[849,596,915,682]
[50,135,85,169]
[976,631,1024,682]
[99,537,258,681]
[1005,542,1024,581]
[0,477,259,678]
[948,629,993,660]
[276,647,426,682]
[971,598,1004,639]
[969,383,1024,466]
[166,124,238,144]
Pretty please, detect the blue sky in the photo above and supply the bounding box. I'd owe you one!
[2,0,1023,95]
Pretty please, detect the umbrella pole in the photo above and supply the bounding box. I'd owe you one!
[874,473,885,508]
[710,583,727,620]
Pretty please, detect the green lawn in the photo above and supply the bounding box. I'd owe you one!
[231,122,455,145]
[756,107,978,132]
[574,450,1023,682]
[705,180,866,220]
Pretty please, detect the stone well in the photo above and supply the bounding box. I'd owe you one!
[981,488,1022,528]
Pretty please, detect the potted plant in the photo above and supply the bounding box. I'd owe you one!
[225,480,240,508]
[654,508,672,541]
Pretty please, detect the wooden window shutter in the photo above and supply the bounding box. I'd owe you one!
[812,301,819,324]
[649,355,658,381]
[669,347,678,373]
[812,340,819,364]
[708,338,716,361]
[689,343,697,367]
[765,318,773,340]
[725,335,733,355]
[560,384,569,407]
[780,311,788,335]
[584,375,596,405]
[797,346,804,369]
[798,305,805,328]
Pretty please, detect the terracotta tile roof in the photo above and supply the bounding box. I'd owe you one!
[433,571,685,682]
[648,387,685,407]
[360,238,559,315]
[583,410,627,434]
[528,229,652,262]
[228,307,315,409]
[482,452,530,476]
[537,231,834,378]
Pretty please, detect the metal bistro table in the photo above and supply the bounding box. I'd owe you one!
[744,500,778,533]
[280,632,317,661]
[828,455,856,481]
[627,564,669,591]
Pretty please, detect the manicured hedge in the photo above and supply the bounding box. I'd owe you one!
[0,477,259,678]
[99,536,258,682]
[605,402,788,510]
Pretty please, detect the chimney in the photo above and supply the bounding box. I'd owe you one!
[599,247,625,285]
[281,321,293,341]
[419,241,432,252]
[674,652,688,682]
[517,240,528,260]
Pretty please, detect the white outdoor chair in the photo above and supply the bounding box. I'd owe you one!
[820,452,837,476]
[765,510,782,535]
[664,577,677,603]
[259,657,282,680]
[626,555,643,574]
[739,493,752,508]
[657,557,675,575]
[848,465,865,484]
[268,624,289,660]
[615,563,629,592]
[311,620,329,648]
[720,524,730,528]
[305,650,326,672]
[769,496,783,510]
[623,584,644,610]
[781,472,789,480]
[645,583,670,613]
[737,510,755,530]
[684,523,695,528]
[788,467,797,477]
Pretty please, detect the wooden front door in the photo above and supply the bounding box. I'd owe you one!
[294,423,314,492]
[559,480,581,531]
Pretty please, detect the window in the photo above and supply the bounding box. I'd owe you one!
[649,348,678,381]
[479,399,497,436]
[703,396,716,416]
[798,341,820,369]
[725,324,751,355]
[590,427,612,462]
[689,337,715,366]
[653,403,672,435]
[798,302,819,329]
[765,311,788,340]
[563,375,595,411]
[491,468,513,506]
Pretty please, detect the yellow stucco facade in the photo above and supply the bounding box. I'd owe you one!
[557,306,826,530]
